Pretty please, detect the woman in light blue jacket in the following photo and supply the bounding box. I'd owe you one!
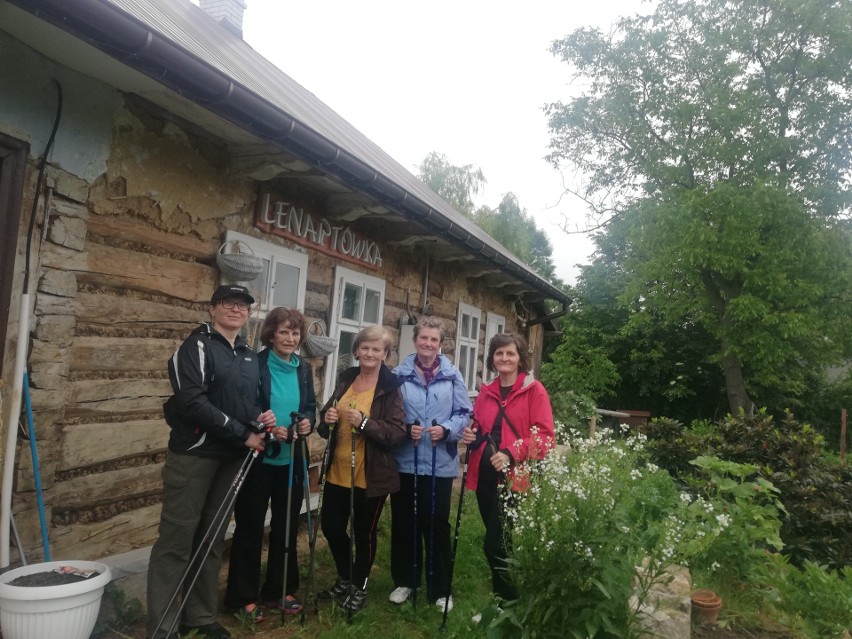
[389,317,471,612]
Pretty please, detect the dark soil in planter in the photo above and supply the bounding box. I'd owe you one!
[9,568,102,587]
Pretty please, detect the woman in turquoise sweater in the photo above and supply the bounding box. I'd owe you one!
[224,307,317,622]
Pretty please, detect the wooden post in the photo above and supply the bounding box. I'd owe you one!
[589,414,597,439]
[841,408,847,467]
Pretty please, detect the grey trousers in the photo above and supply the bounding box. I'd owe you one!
[146,451,245,638]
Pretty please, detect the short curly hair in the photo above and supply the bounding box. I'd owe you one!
[486,332,531,374]
[260,307,308,348]
[413,316,446,341]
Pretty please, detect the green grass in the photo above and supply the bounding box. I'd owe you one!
[221,492,493,638]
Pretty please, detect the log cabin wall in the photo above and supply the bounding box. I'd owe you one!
[6,59,518,562]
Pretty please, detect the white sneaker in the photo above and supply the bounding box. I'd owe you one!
[435,596,453,612]
[388,586,411,604]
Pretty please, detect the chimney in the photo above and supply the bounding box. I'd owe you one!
[200,0,246,38]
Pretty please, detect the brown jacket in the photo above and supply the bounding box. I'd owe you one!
[318,363,406,498]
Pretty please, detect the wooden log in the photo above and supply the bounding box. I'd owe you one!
[86,213,218,260]
[40,241,215,302]
[51,504,162,560]
[70,336,180,372]
[66,378,171,417]
[58,419,170,470]
[51,464,164,507]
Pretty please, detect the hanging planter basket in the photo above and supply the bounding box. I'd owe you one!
[302,320,337,359]
[216,240,264,282]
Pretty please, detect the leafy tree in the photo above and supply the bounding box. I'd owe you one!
[417,154,563,287]
[474,193,561,283]
[546,0,852,414]
[416,151,485,218]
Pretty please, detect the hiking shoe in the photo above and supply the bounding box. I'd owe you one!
[178,621,231,638]
[435,595,454,612]
[340,587,368,613]
[388,586,411,604]
[317,577,351,600]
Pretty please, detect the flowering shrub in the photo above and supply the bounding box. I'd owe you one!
[488,426,731,639]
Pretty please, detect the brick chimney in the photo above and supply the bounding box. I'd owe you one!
[199,0,247,38]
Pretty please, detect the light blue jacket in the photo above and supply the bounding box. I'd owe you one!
[392,354,472,477]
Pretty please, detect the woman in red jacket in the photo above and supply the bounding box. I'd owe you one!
[461,332,554,604]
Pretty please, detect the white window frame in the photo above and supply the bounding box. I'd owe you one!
[482,312,506,382]
[222,230,308,313]
[324,265,386,400]
[455,302,482,392]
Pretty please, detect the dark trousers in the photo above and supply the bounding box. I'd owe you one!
[390,472,454,601]
[320,482,386,589]
[224,458,304,608]
[476,456,518,601]
[147,452,245,639]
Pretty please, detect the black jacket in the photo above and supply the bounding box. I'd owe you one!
[258,349,317,463]
[318,363,406,498]
[163,323,262,458]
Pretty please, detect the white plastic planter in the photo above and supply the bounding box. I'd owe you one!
[0,560,112,639]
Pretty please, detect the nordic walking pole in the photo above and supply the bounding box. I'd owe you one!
[347,402,357,623]
[280,414,298,622]
[411,419,421,609]
[310,401,336,614]
[428,419,439,603]
[440,420,475,632]
[157,433,268,639]
[300,431,312,624]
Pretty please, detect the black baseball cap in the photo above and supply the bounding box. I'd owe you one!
[210,285,255,305]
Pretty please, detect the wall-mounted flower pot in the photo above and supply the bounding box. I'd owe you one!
[691,589,722,625]
[0,560,112,639]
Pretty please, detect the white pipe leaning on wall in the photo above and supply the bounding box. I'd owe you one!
[1,293,31,569]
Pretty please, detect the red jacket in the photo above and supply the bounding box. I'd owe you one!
[465,372,555,492]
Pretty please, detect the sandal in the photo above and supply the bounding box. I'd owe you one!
[234,603,266,627]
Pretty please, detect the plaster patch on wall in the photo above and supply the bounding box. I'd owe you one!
[0,31,119,182]
[106,106,253,225]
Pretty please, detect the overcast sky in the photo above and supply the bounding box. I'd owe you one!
[236,0,647,284]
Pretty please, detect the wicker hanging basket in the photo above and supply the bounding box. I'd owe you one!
[216,240,264,281]
[302,320,337,359]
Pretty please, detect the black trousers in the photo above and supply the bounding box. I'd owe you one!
[224,459,305,608]
[320,482,386,589]
[476,455,518,601]
[390,472,454,601]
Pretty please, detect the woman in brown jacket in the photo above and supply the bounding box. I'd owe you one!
[316,325,405,614]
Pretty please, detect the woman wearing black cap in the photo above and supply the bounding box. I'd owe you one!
[147,285,275,639]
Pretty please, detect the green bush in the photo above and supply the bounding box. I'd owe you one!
[642,410,852,569]
[488,428,728,639]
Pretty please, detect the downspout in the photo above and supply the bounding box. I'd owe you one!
[1,82,62,569]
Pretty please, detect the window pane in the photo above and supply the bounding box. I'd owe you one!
[459,344,468,382]
[271,261,299,309]
[461,314,470,338]
[470,316,479,341]
[341,283,361,321]
[468,348,477,383]
[497,322,504,334]
[245,257,270,307]
[363,288,380,324]
[336,330,356,374]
